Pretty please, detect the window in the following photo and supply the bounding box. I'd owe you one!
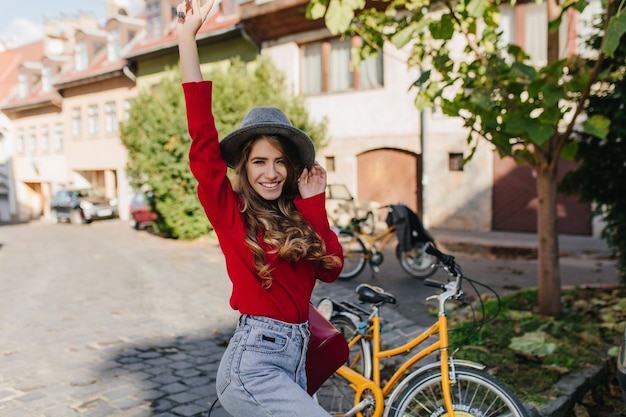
[18,72,28,97]
[75,40,88,71]
[107,29,121,62]
[325,156,336,173]
[301,37,383,95]
[42,66,52,92]
[124,99,132,122]
[39,126,50,153]
[53,123,63,151]
[16,129,24,153]
[523,3,548,65]
[449,153,464,171]
[104,101,118,134]
[72,107,82,139]
[87,104,99,137]
[146,1,162,39]
[329,38,352,91]
[28,127,37,154]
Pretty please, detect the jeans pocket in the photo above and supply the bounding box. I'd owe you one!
[247,328,289,354]
[217,333,241,394]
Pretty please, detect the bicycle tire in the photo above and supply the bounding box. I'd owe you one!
[390,367,530,417]
[314,315,373,415]
[338,230,367,280]
[330,315,372,378]
[397,242,438,279]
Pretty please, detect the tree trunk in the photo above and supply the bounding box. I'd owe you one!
[547,0,561,63]
[536,162,561,317]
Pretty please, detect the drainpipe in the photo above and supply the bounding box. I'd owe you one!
[419,65,428,226]
[122,64,137,82]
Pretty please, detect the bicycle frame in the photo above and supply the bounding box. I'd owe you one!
[350,226,396,258]
[334,282,461,417]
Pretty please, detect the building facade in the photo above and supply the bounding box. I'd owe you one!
[0,0,599,235]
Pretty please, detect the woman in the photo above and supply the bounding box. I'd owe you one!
[176,1,344,416]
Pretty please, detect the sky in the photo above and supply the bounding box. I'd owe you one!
[0,0,143,48]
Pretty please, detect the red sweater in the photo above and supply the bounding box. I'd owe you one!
[183,81,343,324]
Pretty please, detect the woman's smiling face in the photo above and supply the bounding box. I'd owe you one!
[246,137,288,201]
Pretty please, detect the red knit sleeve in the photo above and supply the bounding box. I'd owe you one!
[183,81,242,235]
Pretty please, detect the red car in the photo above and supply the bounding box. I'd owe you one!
[129,190,157,230]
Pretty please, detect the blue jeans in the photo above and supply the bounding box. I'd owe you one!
[216,314,331,417]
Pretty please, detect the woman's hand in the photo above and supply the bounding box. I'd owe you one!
[176,0,218,82]
[176,0,217,40]
[298,162,327,199]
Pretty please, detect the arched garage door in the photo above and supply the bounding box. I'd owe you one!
[356,149,421,215]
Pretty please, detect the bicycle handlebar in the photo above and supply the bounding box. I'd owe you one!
[425,242,461,276]
[422,279,446,289]
[424,242,454,267]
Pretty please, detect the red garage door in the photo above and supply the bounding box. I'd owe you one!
[492,152,591,234]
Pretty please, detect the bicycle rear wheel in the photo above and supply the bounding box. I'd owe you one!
[337,230,367,280]
[390,367,529,417]
[396,242,438,279]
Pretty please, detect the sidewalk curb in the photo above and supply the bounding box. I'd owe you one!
[431,228,614,262]
[529,364,608,417]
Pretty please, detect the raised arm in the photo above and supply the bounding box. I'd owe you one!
[176,0,218,83]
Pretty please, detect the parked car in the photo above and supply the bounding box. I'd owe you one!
[326,183,381,234]
[50,189,118,224]
[129,190,157,230]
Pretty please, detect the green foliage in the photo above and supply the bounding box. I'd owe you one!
[449,287,626,403]
[560,65,626,282]
[304,0,622,166]
[560,6,626,282]
[307,0,626,317]
[120,59,329,240]
[120,72,206,239]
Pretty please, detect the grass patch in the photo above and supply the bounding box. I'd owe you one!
[446,286,626,409]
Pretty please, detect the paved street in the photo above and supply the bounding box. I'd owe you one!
[1,220,239,417]
[0,219,620,417]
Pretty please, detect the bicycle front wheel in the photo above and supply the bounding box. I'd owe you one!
[314,315,373,415]
[397,242,438,279]
[330,315,371,378]
[337,230,367,280]
[390,367,529,417]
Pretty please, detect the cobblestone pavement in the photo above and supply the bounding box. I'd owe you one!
[0,219,619,417]
[0,220,422,417]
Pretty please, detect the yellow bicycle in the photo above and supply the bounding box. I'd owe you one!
[336,205,438,280]
[315,243,529,417]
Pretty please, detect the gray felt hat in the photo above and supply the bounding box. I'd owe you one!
[220,106,315,169]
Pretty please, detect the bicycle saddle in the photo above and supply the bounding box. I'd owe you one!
[356,284,397,305]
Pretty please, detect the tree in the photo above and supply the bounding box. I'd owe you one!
[121,72,207,240]
[560,19,626,283]
[307,0,626,316]
[121,58,330,240]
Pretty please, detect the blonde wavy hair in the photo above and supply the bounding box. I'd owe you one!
[233,135,342,289]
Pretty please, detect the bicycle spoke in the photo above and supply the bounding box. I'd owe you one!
[391,368,528,417]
